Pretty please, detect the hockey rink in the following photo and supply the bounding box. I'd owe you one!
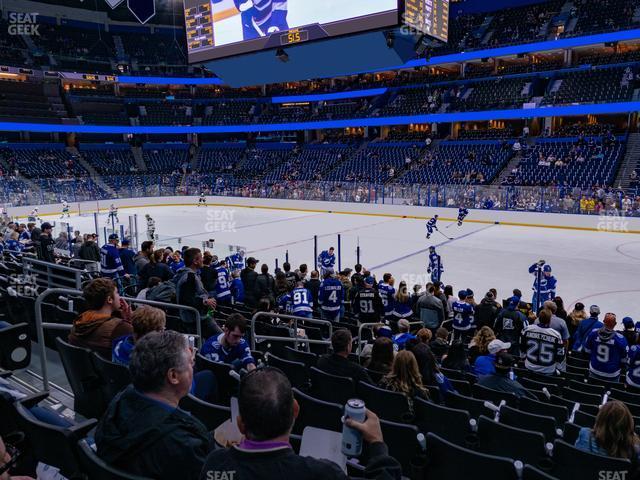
[60,204,640,321]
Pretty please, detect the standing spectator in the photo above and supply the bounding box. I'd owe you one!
[451,289,475,343]
[241,257,259,308]
[134,240,154,273]
[79,233,100,262]
[351,276,384,323]
[68,278,133,358]
[415,283,445,327]
[256,264,276,305]
[138,249,174,289]
[37,222,55,263]
[521,309,564,375]
[567,302,587,338]
[493,296,528,356]
[199,368,401,480]
[96,331,212,480]
[622,317,638,347]
[585,313,628,382]
[475,291,501,330]
[573,305,603,353]
[304,270,322,316]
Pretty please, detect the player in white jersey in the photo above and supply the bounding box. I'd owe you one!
[198,191,207,207]
[145,214,156,241]
[60,200,70,219]
[108,204,119,224]
[520,309,564,375]
[27,207,41,223]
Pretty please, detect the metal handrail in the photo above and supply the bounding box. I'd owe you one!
[23,257,88,290]
[250,312,333,351]
[34,287,204,391]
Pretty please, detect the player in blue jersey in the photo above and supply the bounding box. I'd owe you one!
[427,246,443,284]
[626,341,640,389]
[528,260,557,312]
[200,314,256,371]
[5,231,23,253]
[457,207,469,226]
[584,313,628,382]
[377,273,396,321]
[230,270,245,304]
[452,289,475,343]
[214,260,233,306]
[278,290,293,314]
[317,247,336,276]
[425,215,439,239]
[318,272,344,322]
[222,0,289,41]
[100,234,125,288]
[291,281,313,318]
[226,248,246,273]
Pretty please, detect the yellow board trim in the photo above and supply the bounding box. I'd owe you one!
[32,200,640,234]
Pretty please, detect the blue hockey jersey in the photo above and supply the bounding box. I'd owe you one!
[226,252,245,271]
[627,345,640,388]
[200,333,255,367]
[318,277,344,312]
[231,278,245,304]
[377,282,396,316]
[317,250,336,270]
[452,300,474,331]
[585,328,628,378]
[291,287,313,316]
[100,244,124,278]
[215,266,232,301]
[5,239,22,253]
[428,253,443,273]
[528,264,557,297]
[278,292,293,314]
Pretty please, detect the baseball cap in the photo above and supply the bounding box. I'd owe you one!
[507,295,520,309]
[246,257,259,265]
[466,289,474,298]
[364,276,375,286]
[40,222,52,230]
[495,351,516,369]
[484,291,495,300]
[108,233,119,241]
[376,326,393,339]
[488,339,511,355]
[543,265,552,273]
[574,302,585,311]
[603,313,617,330]
[121,239,130,245]
[398,319,410,330]
[623,317,634,329]
[458,289,469,299]
[590,305,601,315]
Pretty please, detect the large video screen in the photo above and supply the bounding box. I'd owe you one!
[186,0,399,62]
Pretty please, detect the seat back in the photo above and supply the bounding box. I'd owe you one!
[0,322,30,370]
[414,397,471,446]
[380,419,422,477]
[284,346,318,369]
[472,383,519,407]
[178,394,231,431]
[522,464,561,480]
[444,391,494,420]
[76,440,152,480]
[499,405,558,442]
[518,396,568,426]
[292,388,343,435]
[561,387,602,406]
[267,353,309,389]
[357,380,412,422]
[195,354,237,405]
[424,432,517,480]
[309,367,355,405]
[477,416,547,466]
[551,439,630,480]
[92,353,132,406]
[55,337,105,418]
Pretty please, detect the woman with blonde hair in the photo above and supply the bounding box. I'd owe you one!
[391,281,413,320]
[575,400,640,460]
[468,326,496,365]
[378,350,429,416]
[567,302,588,338]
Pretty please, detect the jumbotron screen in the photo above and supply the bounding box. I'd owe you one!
[404,0,449,42]
[185,0,400,62]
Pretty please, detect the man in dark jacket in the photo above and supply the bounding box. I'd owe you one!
[37,222,55,263]
[475,291,501,330]
[317,329,372,385]
[241,257,259,308]
[255,263,275,305]
[477,352,536,399]
[96,331,212,480]
[200,367,401,480]
[304,270,321,315]
[493,296,527,356]
[79,234,101,262]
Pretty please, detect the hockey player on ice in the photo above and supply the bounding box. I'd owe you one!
[226,248,246,272]
[216,0,289,41]
[528,259,557,312]
[27,207,40,223]
[145,214,156,241]
[61,200,70,219]
[317,247,336,276]
[108,204,119,224]
[427,246,443,283]
[198,191,207,207]
[425,215,439,239]
[457,207,469,226]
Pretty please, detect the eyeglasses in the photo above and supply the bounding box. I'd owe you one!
[0,433,23,476]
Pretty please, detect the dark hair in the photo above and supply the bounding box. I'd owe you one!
[183,248,201,267]
[283,262,291,272]
[409,342,439,385]
[331,329,352,354]
[129,331,189,393]
[441,341,469,372]
[435,327,448,340]
[299,264,308,274]
[383,273,392,283]
[538,309,552,325]
[141,241,154,253]
[444,285,453,297]
[239,368,294,441]
[369,337,394,372]
[355,264,362,273]
[83,278,117,310]
[147,276,162,289]
[225,313,248,333]
[261,264,269,274]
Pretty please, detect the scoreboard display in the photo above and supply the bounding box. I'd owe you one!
[404,0,449,42]
[186,0,399,63]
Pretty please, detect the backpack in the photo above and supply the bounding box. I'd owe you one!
[147,282,176,304]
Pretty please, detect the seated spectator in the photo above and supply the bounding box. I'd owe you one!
[474,339,510,376]
[96,331,212,480]
[392,319,416,351]
[441,340,471,372]
[468,326,496,365]
[199,367,401,479]
[585,313,627,382]
[407,340,455,396]
[477,352,535,399]
[366,337,394,375]
[575,401,639,461]
[360,324,393,362]
[136,276,162,300]
[68,278,133,358]
[429,327,450,359]
[200,314,256,371]
[112,305,166,365]
[378,350,429,418]
[317,329,372,385]
[415,328,432,344]
[138,249,174,289]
